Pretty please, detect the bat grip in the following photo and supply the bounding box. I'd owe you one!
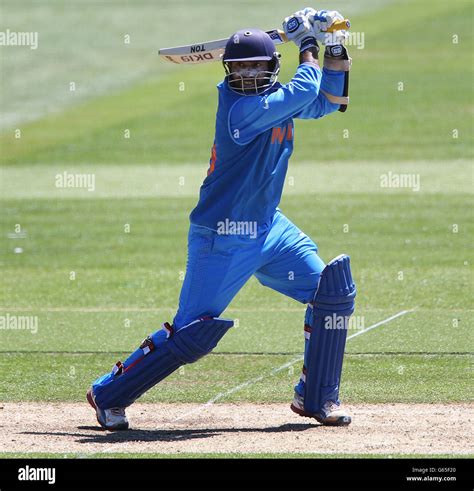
[326,19,351,33]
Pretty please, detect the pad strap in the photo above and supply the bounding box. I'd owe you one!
[323,56,352,71]
[320,90,350,106]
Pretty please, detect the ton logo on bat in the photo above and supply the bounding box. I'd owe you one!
[190,44,206,53]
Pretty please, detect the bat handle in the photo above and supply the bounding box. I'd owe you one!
[326,19,351,33]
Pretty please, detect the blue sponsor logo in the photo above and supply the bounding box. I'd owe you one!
[286,17,299,33]
[269,31,283,42]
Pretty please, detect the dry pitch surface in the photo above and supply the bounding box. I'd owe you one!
[1,403,472,456]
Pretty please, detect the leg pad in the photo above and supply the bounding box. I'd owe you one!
[93,317,233,408]
[298,255,356,415]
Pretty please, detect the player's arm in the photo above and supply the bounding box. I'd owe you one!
[294,44,351,119]
[228,9,324,145]
[228,63,322,145]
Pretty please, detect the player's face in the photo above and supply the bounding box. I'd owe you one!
[228,61,271,94]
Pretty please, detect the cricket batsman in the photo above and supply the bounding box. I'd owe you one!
[87,8,356,430]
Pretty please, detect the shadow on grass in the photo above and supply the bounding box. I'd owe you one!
[22,422,319,444]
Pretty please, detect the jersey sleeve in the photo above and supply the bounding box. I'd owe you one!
[293,67,346,120]
[228,63,322,145]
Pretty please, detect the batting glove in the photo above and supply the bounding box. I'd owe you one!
[283,8,319,52]
[310,10,349,45]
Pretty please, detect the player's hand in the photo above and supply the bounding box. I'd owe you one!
[310,10,349,45]
[283,8,318,52]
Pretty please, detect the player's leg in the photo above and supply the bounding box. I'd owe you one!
[173,224,266,328]
[88,315,234,428]
[88,224,262,428]
[255,211,356,425]
[254,211,324,303]
[291,254,356,425]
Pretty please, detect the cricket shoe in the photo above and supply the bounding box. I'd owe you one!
[290,393,351,426]
[86,388,129,431]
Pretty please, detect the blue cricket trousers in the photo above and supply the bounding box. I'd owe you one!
[173,210,326,328]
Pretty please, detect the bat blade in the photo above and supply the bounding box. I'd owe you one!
[159,29,286,65]
[159,20,350,65]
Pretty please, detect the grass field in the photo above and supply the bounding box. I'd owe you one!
[0,0,473,460]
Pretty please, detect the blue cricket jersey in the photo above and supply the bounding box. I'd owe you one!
[189,63,346,230]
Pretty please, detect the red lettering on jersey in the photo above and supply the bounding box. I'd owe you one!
[207,143,217,176]
[271,123,293,144]
[271,126,287,144]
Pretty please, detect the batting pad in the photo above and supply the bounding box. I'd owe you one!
[92,317,233,409]
[303,255,356,415]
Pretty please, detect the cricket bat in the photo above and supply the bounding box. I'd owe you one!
[159,19,350,65]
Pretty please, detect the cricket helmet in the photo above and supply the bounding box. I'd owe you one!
[223,28,281,95]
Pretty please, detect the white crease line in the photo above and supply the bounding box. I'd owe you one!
[345,309,415,341]
[173,309,415,422]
